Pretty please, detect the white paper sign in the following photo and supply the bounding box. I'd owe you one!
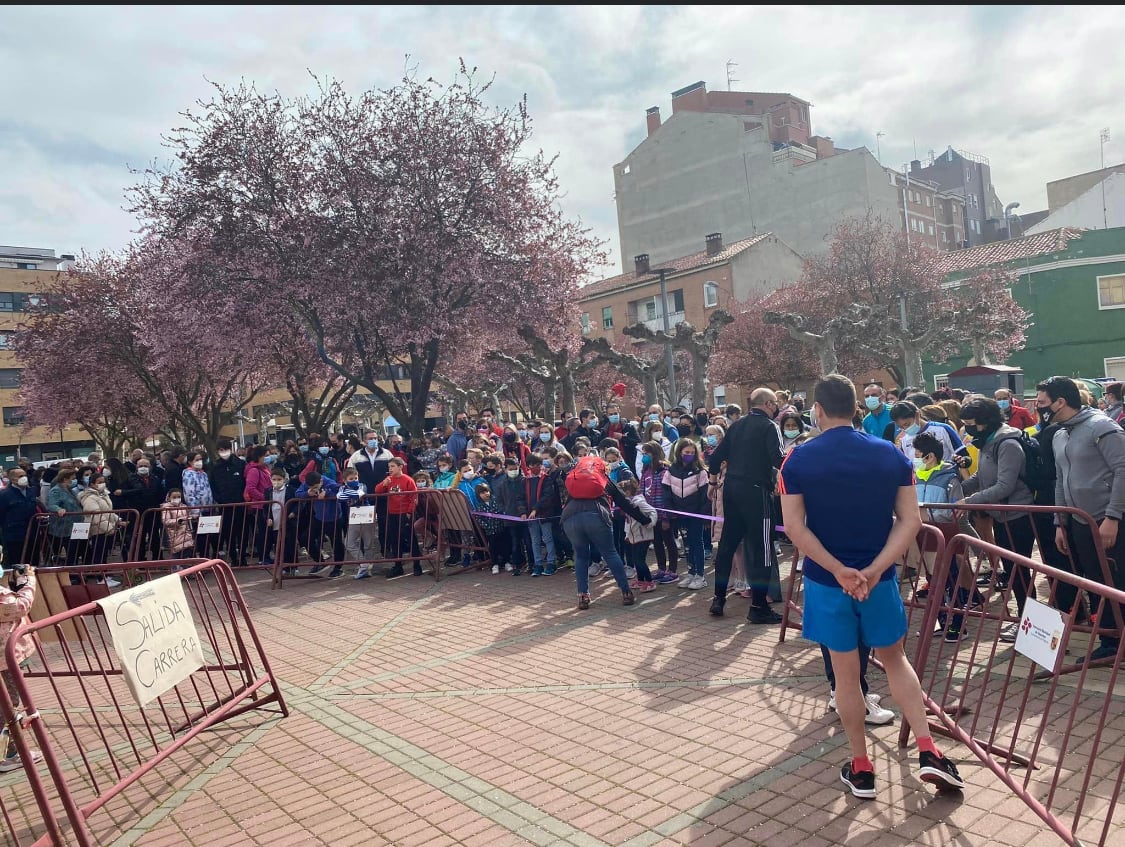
[96,574,205,707]
[70,522,90,540]
[349,505,375,525]
[1013,598,1066,671]
[196,515,222,534]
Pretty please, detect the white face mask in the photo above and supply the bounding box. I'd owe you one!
[192,460,204,470]
[170,497,182,505]
[15,477,28,488]
[137,467,150,476]
[96,483,107,493]
[506,469,519,479]
[218,451,231,460]
[272,481,286,490]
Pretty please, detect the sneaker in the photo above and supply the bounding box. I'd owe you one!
[731,580,749,594]
[104,576,121,589]
[638,581,656,593]
[310,565,325,575]
[1078,643,1120,663]
[687,574,707,590]
[677,572,694,588]
[588,563,606,578]
[0,750,41,773]
[915,581,931,599]
[747,605,783,625]
[543,564,557,575]
[655,571,679,585]
[625,566,637,581]
[531,567,543,577]
[577,593,591,610]
[282,567,298,576]
[622,591,635,606]
[412,563,424,577]
[491,565,500,575]
[709,596,725,616]
[840,763,876,799]
[384,564,405,579]
[944,627,964,644]
[504,562,514,573]
[354,568,371,580]
[864,694,895,725]
[918,750,965,790]
[999,622,1019,643]
[328,566,344,579]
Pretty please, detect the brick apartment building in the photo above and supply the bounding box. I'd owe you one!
[577,231,804,412]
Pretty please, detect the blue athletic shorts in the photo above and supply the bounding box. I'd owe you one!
[801,575,907,652]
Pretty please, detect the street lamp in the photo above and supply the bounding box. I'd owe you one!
[1004,202,1021,240]
[651,267,678,407]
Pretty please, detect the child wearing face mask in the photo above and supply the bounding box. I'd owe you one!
[639,442,678,583]
[161,489,196,563]
[432,455,457,490]
[491,458,530,575]
[261,468,292,568]
[661,439,710,590]
[337,467,376,579]
[411,471,439,557]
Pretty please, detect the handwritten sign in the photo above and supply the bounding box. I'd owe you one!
[196,515,222,534]
[348,506,375,525]
[97,574,205,707]
[1013,598,1065,672]
[70,522,90,540]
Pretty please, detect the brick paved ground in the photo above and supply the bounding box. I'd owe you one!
[3,556,1122,847]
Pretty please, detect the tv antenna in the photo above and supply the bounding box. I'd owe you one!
[726,60,739,91]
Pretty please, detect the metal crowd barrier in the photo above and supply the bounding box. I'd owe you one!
[0,558,286,847]
[907,528,1125,847]
[271,489,489,588]
[22,510,142,572]
[133,501,276,571]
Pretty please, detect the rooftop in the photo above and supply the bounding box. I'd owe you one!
[935,227,1085,276]
[579,233,779,300]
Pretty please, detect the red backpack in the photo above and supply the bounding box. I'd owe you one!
[565,456,609,500]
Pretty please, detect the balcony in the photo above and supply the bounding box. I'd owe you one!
[640,311,685,334]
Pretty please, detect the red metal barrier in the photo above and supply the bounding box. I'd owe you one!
[134,500,275,571]
[0,559,286,847]
[22,510,142,572]
[271,489,492,588]
[906,525,1125,847]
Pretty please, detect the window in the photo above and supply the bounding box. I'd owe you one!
[14,263,36,270]
[942,231,948,243]
[713,385,726,407]
[580,312,591,335]
[0,293,18,312]
[928,224,934,236]
[0,332,13,350]
[924,195,932,207]
[2,407,24,427]
[933,374,950,391]
[966,168,972,182]
[1097,274,1125,309]
[665,288,685,314]
[0,369,20,388]
[601,306,613,329]
[24,293,45,310]
[643,299,657,321]
[703,281,719,308]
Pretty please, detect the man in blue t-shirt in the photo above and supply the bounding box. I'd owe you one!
[860,383,893,440]
[779,374,964,801]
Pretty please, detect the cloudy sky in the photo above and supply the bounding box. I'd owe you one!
[3,5,1124,275]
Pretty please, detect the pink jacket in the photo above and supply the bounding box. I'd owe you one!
[243,463,272,509]
[0,573,37,667]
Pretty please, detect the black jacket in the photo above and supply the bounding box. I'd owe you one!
[163,461,185,495]
[209,457,248,504]
[123,473,165,513]
[705,408,783,488]
[492,474,529,517]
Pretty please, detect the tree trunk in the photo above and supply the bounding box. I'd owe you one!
[643,374,659,407]
[818,340,838,377]
[690,352,707,410]
[543,379,558,423]
[901,342,925,389]
[560,372,577,417]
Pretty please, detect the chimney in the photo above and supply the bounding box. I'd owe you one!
[911,159,922,173]
[646,106,661,136]
[634,254,651,275]
[705,233,723,256]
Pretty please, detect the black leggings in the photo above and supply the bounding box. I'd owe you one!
[995,515,1035,610]
[628,540,653,582]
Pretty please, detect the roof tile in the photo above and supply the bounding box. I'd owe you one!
[935,227,1085,275]
[580,233,777,299]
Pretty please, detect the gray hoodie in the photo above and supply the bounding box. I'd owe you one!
[960,425,1033,522]
[1053,407,1125,525]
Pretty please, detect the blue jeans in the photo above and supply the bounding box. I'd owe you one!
[528,519,557,568]
[564,509,630,595]
[679,517,705,575]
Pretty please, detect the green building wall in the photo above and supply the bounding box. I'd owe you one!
[923,228,1125,392]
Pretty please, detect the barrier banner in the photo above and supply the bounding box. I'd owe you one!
[96,574,205,707]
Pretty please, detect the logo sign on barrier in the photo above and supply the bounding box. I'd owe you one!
[70,522,91,540]
[196,515,222,534]
[1014,597,1066,671]
[348,505,375,525]
[96,574,205,707]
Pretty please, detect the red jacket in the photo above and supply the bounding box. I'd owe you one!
[1007,402,1036,431]
[375,473,418,515]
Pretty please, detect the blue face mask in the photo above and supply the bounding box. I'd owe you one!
[347,480,360,489]
[608,414,620,424]
[641,454,652,466]
[264,455,277,465]
[705,435,717,447]
[318,446,330,456]
[905,423,921,436]
[539,433,551,443]
[298,445,308,454]
[367,439,378,450]
[865,396,882,411]
[998,399,1010,411]
[648,414,660,423]
[518,429,528,439]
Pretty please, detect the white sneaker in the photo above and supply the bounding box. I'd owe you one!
[625,566,637,581]
[491,565,500,575]
[588,563,606,578]
[864,694,894,725]
[676,572,693,588]
[828,691,884,712]
[504,562,514,572]
[0,750,41,773]
[687,574,707,590]
[104,576,121,589]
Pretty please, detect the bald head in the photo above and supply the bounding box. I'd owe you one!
[749,388,778,409]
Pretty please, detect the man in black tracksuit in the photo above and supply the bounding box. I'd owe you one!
[209,440,249,565]
[706,388,784,623]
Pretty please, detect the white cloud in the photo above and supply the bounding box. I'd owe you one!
[2,5,1124,274]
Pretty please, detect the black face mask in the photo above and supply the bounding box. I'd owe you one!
[456,420,468,431]
[695,413,708,426]
[1036,405,1054,425]
[676,424,693,438]
[503,432,516,443]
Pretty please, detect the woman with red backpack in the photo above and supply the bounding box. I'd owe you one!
[561,454,652,610]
